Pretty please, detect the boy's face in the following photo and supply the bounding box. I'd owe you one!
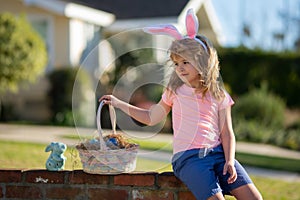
[172,54,200,88]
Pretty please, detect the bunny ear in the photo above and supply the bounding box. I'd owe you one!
[45,144,52,152]
[185,8,199,38]
[143,24,184,40]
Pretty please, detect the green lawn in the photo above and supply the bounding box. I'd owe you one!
[1,140,300,199]
[236,152,300,172]
[0,140,172,172]
[63,134,300,172]
[0,140,81,170]
[132,138,300,173]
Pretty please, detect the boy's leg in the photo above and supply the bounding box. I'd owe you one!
[216,159,262,200]
[230,184,263,200]
[207,192,225,200]
[172,149,224,200]
[177,159,222,199]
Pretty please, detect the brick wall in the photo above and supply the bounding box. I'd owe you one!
[0,169,196,200]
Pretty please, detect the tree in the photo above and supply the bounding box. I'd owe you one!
[0,12,47,93]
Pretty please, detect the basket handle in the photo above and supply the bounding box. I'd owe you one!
[96,100,117,150]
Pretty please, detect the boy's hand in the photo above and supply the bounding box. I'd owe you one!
[223,161,237,184]
[99,95,122,108]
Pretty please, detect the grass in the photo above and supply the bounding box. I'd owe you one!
[62,134,300,173]
[131,138,173,152]
[0,140,172,172]
[0,140,300,199]
[236,152,300,172]
[224,176,300,200]
[135,140,300,173]
[0,140,81,170]
[135,158,172,172]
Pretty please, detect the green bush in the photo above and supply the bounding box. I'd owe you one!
[232,85,287,144]
[276,120,300,150]
[282,130,300,151]
[47,67,92,126]
[233,119,274,143]
[286,119,300,130]
[232,86,300,151]
[219,48,300,107]
[0,12,47,92]
[232,84,286,129]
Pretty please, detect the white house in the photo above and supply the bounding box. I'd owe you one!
[0,0,115,121]
[0,0,223,123]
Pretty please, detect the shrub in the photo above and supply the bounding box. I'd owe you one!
[233,96,300,151]
[232,85,287,144]
[0,13,47,92]
[282,130,300,150]
[232,84,286,129]
[233,119,274,143]
[286,119,300,131]
[276,120,300,150]
[219,48,300,107]
[47,67,92,126]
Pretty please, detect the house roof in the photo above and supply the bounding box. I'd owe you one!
[61,0,190,20]
[21,0,224,44]
[61,0,224,45]
[23,0,115,26]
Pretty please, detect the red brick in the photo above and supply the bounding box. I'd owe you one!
[68,170,110,185]
[46,186,86,199]
[6,185,42,199]
[24,170,65,184]
[132,189,174,200]
[178,191,196,200]
[114,172,156,186]
[157,172,187,189]
[0,169,22,183]
[88,188,128,200]
[0,187,3,198]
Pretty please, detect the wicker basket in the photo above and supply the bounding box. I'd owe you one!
[76,101,139,174]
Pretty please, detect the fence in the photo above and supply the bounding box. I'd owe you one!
[0,169,195,200]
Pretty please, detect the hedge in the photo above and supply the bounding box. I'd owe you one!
[47,67,92,126]
[219,48,300,107]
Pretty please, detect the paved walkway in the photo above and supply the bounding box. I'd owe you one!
[0,123,299,182]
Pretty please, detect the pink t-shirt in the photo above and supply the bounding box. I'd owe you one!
[162,84,234,154]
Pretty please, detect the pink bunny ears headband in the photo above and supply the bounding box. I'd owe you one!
[143,8,208,53]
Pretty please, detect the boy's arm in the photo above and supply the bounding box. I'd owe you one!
[219,106,237,184]
[100,95,171,126]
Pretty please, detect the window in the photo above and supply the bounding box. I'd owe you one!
[28,15,54,72]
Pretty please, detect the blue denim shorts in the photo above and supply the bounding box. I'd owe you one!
[172,145,252,200]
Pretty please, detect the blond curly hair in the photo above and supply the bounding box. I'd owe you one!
[167,35,225,101]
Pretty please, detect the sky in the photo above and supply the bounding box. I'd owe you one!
[211,0,300,51]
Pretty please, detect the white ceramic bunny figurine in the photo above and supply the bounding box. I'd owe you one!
[45,142,67,171]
